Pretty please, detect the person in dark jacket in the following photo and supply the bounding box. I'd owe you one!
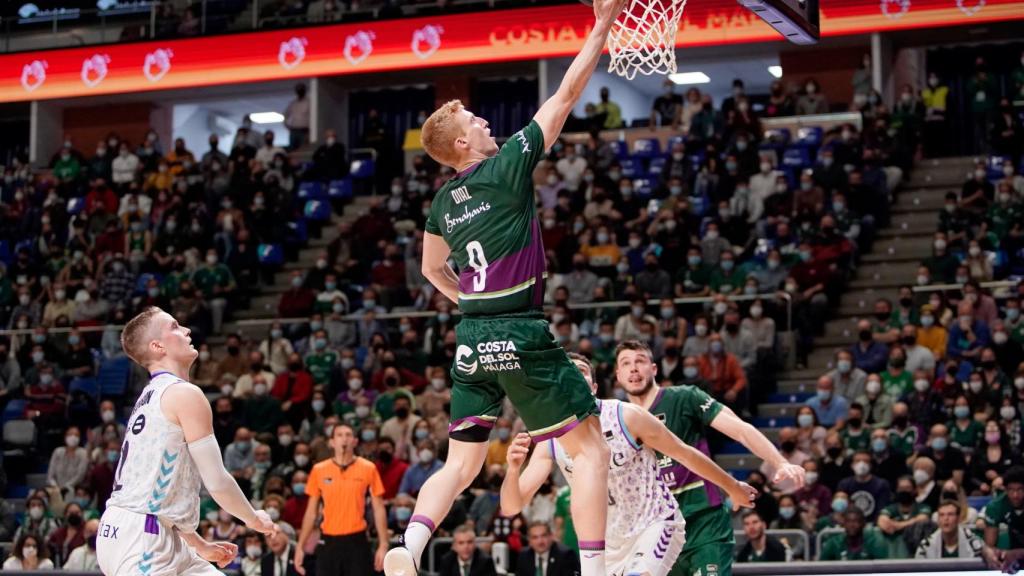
[737,510,788,562]
[440,524,498,576]
[515,522,579,576]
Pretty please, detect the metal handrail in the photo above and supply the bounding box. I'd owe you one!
[911,280,1018,293]
[734,528,811,561]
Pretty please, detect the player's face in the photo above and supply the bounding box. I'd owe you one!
[571,360,597,395]
[155,311,197,364]
[616,350,656,397]
[459,108,498,158]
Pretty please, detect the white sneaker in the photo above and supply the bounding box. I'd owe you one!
[384,547,417,576]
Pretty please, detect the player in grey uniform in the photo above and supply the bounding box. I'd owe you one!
[500,354,755,576]
[97,307,276,576]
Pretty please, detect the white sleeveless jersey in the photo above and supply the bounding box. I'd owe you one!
[105,372,202,531]
[551,399,678,545]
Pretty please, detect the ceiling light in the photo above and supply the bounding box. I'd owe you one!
[250,111,284,124]
[668,72,710,85]
[768,65,783,78]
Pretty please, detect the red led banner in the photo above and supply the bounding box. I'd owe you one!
[1,0,1022,103]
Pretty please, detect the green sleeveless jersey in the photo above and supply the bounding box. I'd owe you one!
[425,121,546,316]
[647,385,725,516]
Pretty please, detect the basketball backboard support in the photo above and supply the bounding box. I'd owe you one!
[737,0,820,45]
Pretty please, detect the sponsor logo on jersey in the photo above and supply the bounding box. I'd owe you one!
[512,130,531,154]
[455,345,478,375]
[450,185,472,204]
[444,201,492,233]
[456,341,521,373]
[700,397,714,413]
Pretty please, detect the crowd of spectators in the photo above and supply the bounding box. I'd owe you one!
[2,57,1024,573]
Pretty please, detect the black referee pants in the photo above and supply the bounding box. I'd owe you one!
[316,532,372,576]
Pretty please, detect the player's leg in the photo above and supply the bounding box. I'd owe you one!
[670,508,734,576]
[97,509,174,576]
[385,318,501,576]
[623,516,687,576]
[500,321,608,576]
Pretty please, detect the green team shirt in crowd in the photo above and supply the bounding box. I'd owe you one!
[305,350,337,386]
[553,486,578,552]
[888,426,918,457]
[879,502,932,522]
[840,427,871,455]
[192,264,233,298]
[983,492,1024,549]
[424,121,547,316]
[676,263,712,294]
[948,419,984,453]
[881,370,913,399]
[819,530,888,561]
[647,385,725,515]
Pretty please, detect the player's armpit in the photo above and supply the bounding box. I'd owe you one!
[162,382,214,443]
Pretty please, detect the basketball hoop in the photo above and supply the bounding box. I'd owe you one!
[606,0,687,80]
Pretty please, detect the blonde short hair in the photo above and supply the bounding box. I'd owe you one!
[121,307,163,367]
[421,99,465,168]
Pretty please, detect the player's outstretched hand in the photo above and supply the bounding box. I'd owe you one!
[593,0,628,26]
[772,462,807,490]
[197,540,238,568]
[506,433,532,470]
[247,510,278,536]
[728,481,758,512]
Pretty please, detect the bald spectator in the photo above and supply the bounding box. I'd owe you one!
[912,424,966,486]
[278,271,316,319]
[698,332,747,412]
[235,350,277,399]
[827,349,867,401]
[805,375,850,427]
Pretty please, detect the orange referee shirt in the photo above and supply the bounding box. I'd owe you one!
[307,456,385,536]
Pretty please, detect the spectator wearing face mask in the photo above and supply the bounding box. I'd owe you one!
[806,375,850,428]
[877,475,931,559]
[3,534,55,571]
[613,298,657,343]
[62,518,99,571]
[46,426,89,494]
[85,439,120,513]
[14,496,58,543]
[485,418,514,468]
[698,332,747,412]
[921,72,949,158]
[856,377,893,429]
[47,502,87,565]
[271,355,314,429]
[235,350,277,399]
[398,439,442,497]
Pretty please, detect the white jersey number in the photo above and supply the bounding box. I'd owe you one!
[466,241,488,292]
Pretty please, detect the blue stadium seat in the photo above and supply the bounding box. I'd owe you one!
[687,151,705,169]
[69,377,100,401]
[666,135,685,151]
[0,241,11,267]
[1,399,26,424]
[764,128,791,145]
[648,157,667,178]
[620,158,643,179]
[719,442,749,455]
[607,140,628,159]
[795,126,823,148]
[967,495,993,510]
[297,181,326,201]
[258,244,284,265]
[350,159,376,180]
[303,199,331,222]
[988,155,1008,180]
[134,272,160,295]
[286,219,308,245]
[327,178,353,199]
[66,197,86,215]
[783,147,813,169]
[97,357,131,398]
[632,178,654,197]
[632,138,661,159]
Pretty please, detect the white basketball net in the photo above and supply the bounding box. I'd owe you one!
[607,0,687,80]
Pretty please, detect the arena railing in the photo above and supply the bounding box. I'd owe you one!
[733,528,811,561]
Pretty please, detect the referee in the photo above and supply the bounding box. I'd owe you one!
[295,423,389,576]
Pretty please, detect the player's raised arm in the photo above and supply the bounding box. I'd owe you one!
[533,0,627,150]
[421,231,460,304]
[500,433,554,516]
[622,403,756,511]
[709,405,806,489]
[163,383,275,534]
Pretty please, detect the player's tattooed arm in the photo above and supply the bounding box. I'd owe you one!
[710,406,806,489]
[422,232,460,304]
[500,433,553,516]
[623,403,757,511]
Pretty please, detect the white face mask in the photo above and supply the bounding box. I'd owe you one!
[418,449,434,463]
[22,546,37,559]
[294,454,309,467]
[246,545,262,558]
[66,435,80,448]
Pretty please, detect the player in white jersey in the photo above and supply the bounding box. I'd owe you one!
[500,354,756,576]
[97,307,277,576]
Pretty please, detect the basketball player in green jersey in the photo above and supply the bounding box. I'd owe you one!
[383,2,626,576]
[616,340,806,576]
